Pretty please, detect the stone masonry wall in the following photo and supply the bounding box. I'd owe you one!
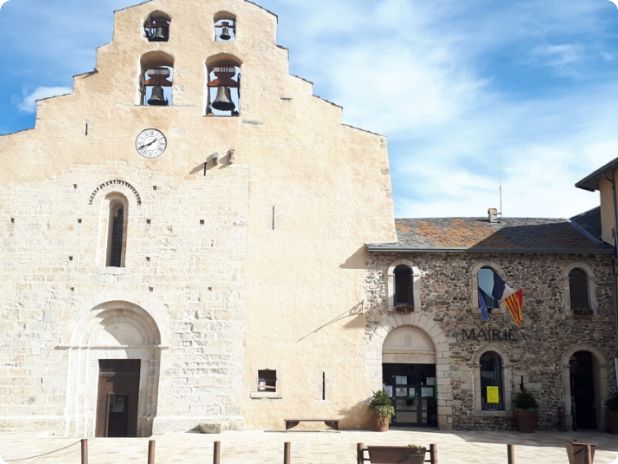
[365,252,617,431]
[0,162,248,435]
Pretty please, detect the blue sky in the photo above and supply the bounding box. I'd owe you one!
[1,0,618,218]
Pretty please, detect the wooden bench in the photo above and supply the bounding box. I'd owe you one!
[284,418,339,430]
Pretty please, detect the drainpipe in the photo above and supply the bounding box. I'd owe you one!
[603,169,618,385]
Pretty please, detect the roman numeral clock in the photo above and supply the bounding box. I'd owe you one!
[135,128,167,158]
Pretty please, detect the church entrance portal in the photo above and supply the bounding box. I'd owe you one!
[569,351,597,430]
[96,359,141,437]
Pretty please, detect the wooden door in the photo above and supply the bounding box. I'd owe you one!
[95,360,141,437]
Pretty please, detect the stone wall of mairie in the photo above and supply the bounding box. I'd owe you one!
[365,251,617,430]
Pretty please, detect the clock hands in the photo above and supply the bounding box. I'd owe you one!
[138,138,159,151]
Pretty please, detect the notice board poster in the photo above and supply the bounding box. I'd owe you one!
[486,386,500,404]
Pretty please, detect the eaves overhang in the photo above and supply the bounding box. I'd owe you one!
[575,157,618,192]
[365,244,614,255]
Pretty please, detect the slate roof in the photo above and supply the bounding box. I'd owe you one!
[570,207,602,240]
[367,215,612,255]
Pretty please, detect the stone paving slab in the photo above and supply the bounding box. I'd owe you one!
[0,429,617,463]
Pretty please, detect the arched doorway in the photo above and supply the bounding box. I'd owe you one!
[382,326,437,427]
[569,351,597,429]
[63,301,162,437]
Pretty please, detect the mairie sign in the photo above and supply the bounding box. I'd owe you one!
[460,328,517,342]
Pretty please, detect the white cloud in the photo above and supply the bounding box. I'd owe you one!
[0,0,10,9]
[17,86,71,113]
[609,0,618,10]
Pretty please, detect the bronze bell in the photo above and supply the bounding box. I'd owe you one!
[212,86,235,111]
[147,86,168,106]
[150,26,167,41]
[220,23,231,41]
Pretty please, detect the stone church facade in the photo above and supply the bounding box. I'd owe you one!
[0,0,616,437]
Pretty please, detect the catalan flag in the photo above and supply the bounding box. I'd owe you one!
[503,289,524,327]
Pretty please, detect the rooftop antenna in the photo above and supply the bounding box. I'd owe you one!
[499,173,503,222]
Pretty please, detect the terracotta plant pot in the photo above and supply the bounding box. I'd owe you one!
[607,411,618,434]
[374,415,390,432]
[513,409,537,433]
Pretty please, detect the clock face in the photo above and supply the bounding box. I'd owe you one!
[135,128,167,158]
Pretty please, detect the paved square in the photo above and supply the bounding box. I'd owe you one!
[1,429,617,463]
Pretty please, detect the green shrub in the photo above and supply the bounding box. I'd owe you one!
[513,390,538,410]
[369,389,395,419]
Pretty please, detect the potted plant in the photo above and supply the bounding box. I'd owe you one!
[369,389,395,432]
[512,389,538,433]
[366,444,427,464]
[606,391,618,434]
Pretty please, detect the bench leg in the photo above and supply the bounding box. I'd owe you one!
[324,420,339,430]
[285,420,299,430]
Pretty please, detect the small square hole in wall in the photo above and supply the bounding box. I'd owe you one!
[146,219,151,225]
[73,184,78,190]
[257,370,277,392]
[153,186,158,191]
[149,287,154,292]
[200,219,205,225]
[146,256,151,262]
[69,256,73,261]
[10,218,15,224]
[70,287,75,292]
[77,219,82,224]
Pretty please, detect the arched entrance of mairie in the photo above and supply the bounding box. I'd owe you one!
[364,313,452,429]
[562,345,608,431]
[62,301,163,437]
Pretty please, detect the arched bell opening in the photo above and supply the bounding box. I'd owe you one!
[143,11,171,42]
[139,51,174,107]
[214,11,236,42]
[206,54,241,117]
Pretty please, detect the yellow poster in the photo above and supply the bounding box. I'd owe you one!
[487,386,500,404]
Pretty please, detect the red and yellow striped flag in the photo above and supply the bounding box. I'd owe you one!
[504,289,523,327]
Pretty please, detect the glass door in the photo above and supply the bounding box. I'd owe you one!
[383,363,437,427]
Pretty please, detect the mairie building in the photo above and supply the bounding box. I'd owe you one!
[0,0,616,437]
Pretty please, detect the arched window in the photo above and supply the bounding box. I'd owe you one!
[106,196,128,267]
[394,265,413,306]
[569,268,591,315]
[143,11,171,42]
[206,54,241,116]
[139,51,174,107]
[387,260,421,311]
[480,351,504,411]
[478,266,500,311]
[214,12,236,42]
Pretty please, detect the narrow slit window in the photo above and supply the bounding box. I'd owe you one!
[106,197,128,267]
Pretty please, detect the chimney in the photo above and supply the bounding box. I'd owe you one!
[488,208,499,223]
